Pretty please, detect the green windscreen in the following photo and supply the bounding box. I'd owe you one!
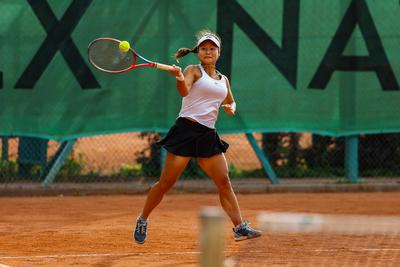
[0,0,399,141]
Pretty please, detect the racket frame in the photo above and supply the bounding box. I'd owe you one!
[88,37,172,74]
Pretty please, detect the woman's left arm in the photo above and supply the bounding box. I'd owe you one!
[221,77,236,116]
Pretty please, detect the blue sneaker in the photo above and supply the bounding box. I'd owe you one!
[233,221,262,241]
[134,216,148,244]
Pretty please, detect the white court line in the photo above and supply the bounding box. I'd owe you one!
[0,251,201,260]
[314,248,400,252]
[0,263,11,267]
[1,248,400,260]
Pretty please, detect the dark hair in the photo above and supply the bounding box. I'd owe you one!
[174,29,222,62]
[174,47,195,62]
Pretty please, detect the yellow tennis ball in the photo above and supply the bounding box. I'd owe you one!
[119,40,130,52]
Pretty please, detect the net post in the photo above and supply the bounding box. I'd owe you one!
[199,207,225,267]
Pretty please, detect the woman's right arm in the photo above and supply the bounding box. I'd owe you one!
[175,65,198,97]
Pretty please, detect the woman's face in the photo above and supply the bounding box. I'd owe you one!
[197,40,220,64]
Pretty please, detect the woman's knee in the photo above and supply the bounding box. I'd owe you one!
[215,175,233,193]
[155,179,176,193]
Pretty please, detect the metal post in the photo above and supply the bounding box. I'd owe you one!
[246,133,279,184]
[41,140,76,187]
[1,137,8,160]
[160,133,166,169]
[345,135,359,182]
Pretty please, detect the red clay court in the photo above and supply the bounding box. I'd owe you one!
[1,192,400,266]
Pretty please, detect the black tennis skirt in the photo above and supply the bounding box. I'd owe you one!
[156,117,229,157]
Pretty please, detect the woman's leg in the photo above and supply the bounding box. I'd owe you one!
[197,153,242,226]
[140,152,191,219]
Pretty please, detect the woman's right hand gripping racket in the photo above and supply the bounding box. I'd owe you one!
[88,37,174,74]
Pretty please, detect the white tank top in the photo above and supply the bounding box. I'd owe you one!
[179,65,228,129]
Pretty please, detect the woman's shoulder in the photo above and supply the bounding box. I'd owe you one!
[184,64,201,72]
[184,64,202,77]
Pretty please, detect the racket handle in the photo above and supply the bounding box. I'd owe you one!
[154,63,174,71]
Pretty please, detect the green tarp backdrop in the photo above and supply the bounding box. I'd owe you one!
[0,0,399,140]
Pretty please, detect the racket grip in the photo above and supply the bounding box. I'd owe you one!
[154,63,174,71]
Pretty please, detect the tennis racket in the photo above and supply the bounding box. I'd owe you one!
[88,37,174,74]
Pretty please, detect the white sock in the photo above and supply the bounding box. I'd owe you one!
[138,215,148,222]
[235,222,244,229]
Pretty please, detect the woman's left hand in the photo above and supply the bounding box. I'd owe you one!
[221,102,236,115]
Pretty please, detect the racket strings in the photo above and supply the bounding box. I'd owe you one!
[89,40,134,72]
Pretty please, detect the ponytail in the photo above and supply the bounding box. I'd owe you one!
[174,47,195,62]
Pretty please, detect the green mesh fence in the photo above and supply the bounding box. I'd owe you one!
[1,133,400,183]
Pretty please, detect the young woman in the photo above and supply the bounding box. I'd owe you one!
[134,30,261,244]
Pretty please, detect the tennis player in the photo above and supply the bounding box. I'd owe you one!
[134,30,261,244]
